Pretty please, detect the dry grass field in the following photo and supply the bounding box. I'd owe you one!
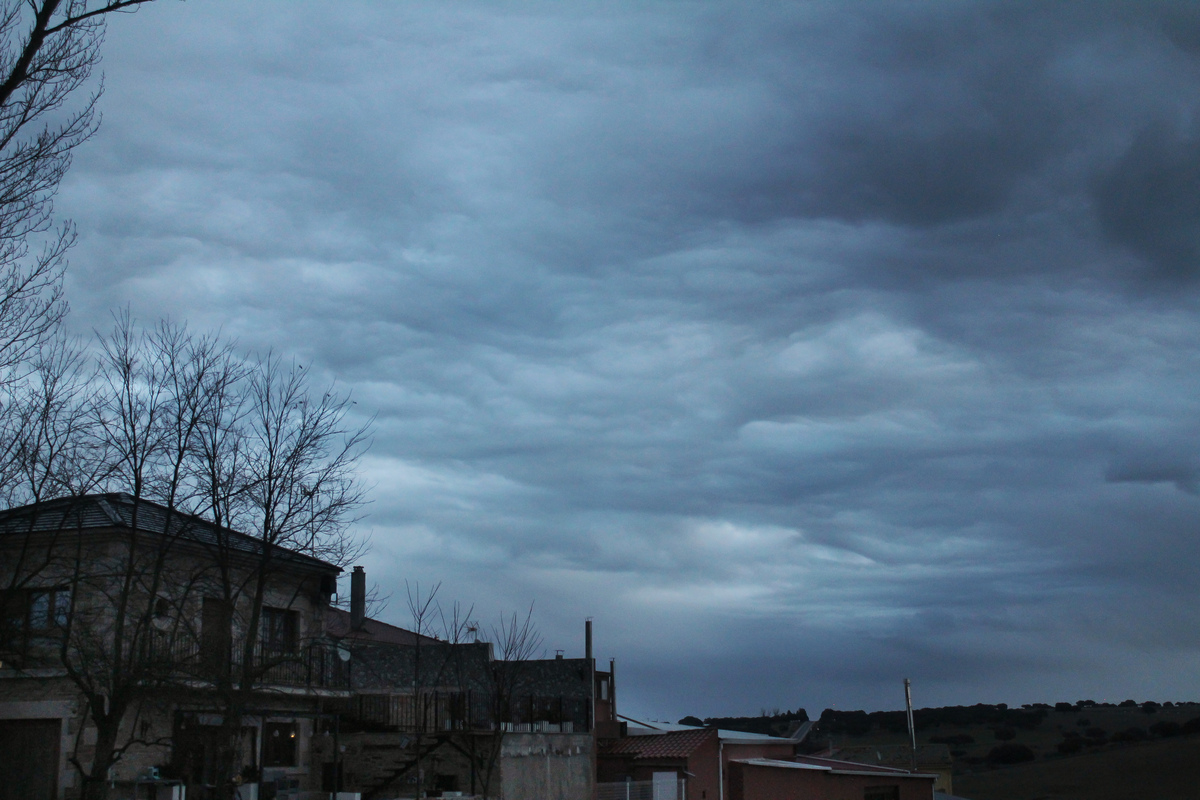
[953,735,1200,800]
[818,702,1200,800]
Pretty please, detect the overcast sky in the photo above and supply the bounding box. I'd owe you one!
[50,1,1200,719]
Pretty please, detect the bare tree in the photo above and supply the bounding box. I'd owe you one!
[0,0,159,382]
[197,353,370,798]
[470,605,545,796]
[57,314,247,800]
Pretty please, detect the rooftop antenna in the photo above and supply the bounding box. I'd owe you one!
[904,678,917,772]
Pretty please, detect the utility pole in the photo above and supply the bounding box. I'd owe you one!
[904,678,917,772]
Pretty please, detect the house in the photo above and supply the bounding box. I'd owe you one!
[0,492,348,800]
[598,723,806,800]
[830,744,954,795]
[318,580,605,798]
[727,755,938,800]
[599,723,938,800]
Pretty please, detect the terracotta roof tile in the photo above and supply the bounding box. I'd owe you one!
[604,729,716,759]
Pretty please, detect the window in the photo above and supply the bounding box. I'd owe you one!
[262,721,298,767]
[261,607,298,653]
[28,588,70,630]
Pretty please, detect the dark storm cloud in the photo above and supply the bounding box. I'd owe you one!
[1094,124,1200,281]
[48,1,1200,716]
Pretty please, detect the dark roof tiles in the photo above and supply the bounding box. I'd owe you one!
[0,493,338,572]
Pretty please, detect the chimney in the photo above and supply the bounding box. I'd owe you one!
[585,618,593,661]
[350,566,366,630]
[610,657,617,720]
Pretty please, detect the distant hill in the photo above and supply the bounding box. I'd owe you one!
[678,708,809,737]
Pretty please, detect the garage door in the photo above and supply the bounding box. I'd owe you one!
[0,718,61,800]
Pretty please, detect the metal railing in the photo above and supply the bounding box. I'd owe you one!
[144,632,350,689]
[597,778,686,800]
[330,690,591,733]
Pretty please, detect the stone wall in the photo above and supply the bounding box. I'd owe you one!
[500,732,593,800]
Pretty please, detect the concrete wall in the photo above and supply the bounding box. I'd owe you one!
[500,732,593,800]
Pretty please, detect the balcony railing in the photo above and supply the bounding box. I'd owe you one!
[144,632,350,690]
[328,690,591,733]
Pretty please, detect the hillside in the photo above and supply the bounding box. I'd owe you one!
[953,735,1200,800]
[688,700,1200,798]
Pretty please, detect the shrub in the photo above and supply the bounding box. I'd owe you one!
[1057,739,1083,755]
[993,727,1017,741]
[1181,717,1200,735]
[1110,727,1148,743]
[987,743,1036,764]
[1084,727,1107,742]
[1142,701,1160,715]
[1149,721,1180,738]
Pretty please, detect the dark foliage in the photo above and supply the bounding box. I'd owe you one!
[818,703,1044,737]
[992,726,1016,741]
[1057,738,1083,755]
[987,743,1035,764]
[1148,721,1180,738]
[1109,727,1148,743]
[702,707,808,736]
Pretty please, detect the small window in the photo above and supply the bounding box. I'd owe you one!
[263,721,298,767]
[154,597,170,618]
[28,588,70,630]
[262,607,298,653]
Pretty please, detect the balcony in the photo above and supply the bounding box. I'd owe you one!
[329,690,591,733]
[144,633,350,690]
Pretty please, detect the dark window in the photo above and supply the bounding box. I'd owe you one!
[864,787,900,800]
[262,722,298,767]
[261,607,298,653]
[27,588,70,630]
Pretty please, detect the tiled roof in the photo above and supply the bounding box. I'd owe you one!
[0,493,338,572]
[604,728,716,759]
[326,608,440,645]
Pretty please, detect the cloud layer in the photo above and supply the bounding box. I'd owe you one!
[50,1,1200,717]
